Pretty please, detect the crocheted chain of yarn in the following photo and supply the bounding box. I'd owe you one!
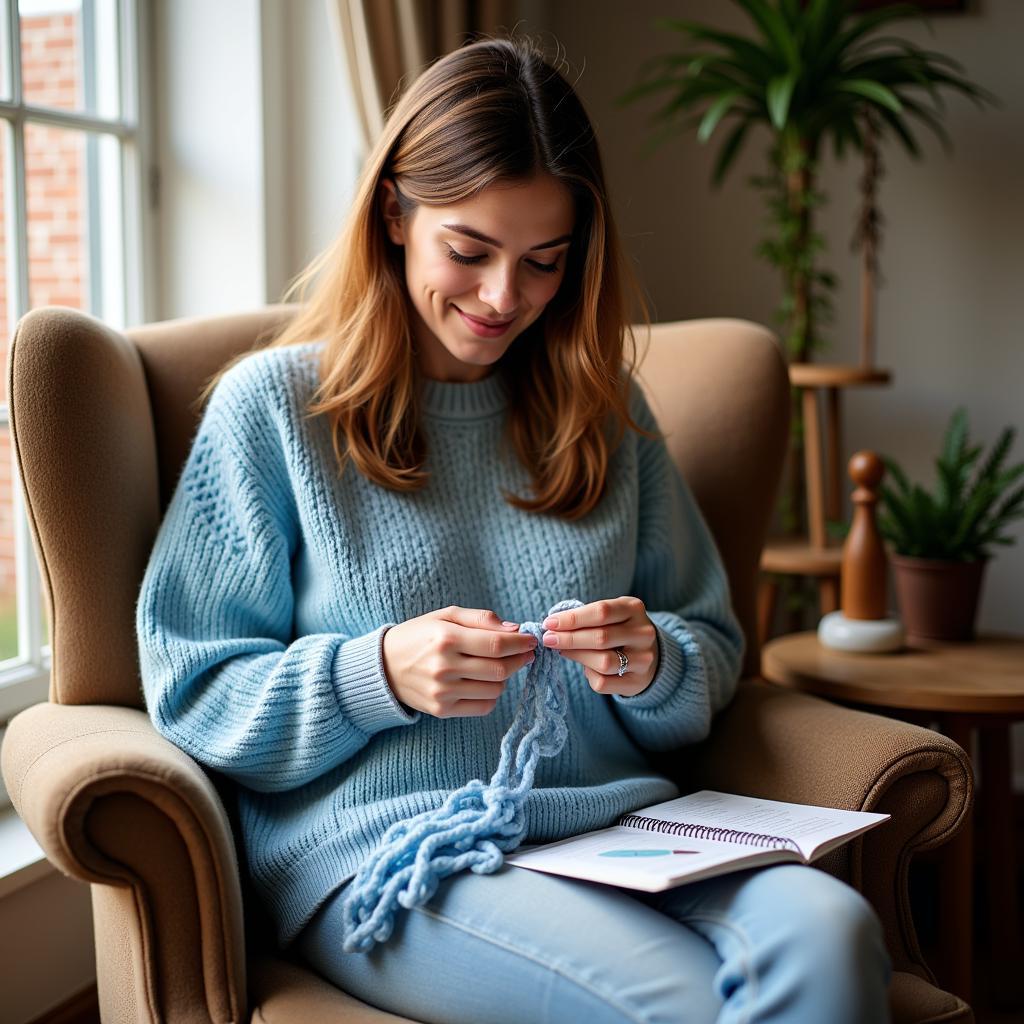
[338,598,585,953]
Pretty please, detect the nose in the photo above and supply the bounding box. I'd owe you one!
[478,263,519,319]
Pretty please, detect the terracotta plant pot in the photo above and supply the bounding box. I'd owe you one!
[890,555,988,643]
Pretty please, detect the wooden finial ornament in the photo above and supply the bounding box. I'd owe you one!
[818,450,904,653]
[842,451,887,619]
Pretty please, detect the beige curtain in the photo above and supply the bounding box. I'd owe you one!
[328,0,517,157]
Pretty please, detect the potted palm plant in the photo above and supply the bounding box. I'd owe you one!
[617,0,997,541]
[879,409,1024,642]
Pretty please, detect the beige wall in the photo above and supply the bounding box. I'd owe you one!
[527,0,1024,774]
[152,0,361,320]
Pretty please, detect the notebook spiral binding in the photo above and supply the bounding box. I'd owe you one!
[618,814,801,853]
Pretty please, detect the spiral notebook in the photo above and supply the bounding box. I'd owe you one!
[504,790,890,891]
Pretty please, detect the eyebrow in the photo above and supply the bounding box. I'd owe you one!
[441,223,573,250]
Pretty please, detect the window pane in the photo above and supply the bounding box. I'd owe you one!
[0,425,16,663]
[0,122,8,376]
[20,0,120,120]
[0,0,11,101]
[0,120,14,665]
[26,121,123,321]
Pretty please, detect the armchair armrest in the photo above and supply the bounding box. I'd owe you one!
[657,678,973,983]
[1,702,247,1024]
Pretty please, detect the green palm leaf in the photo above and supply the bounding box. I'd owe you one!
[767,72,797,129]
[734,0,800,69]
[653,19,779,79]
[712,118,753,186]
[818,3,931,73]
[697,90,745,143]
[806,0,846,55]
[835,80,903,113]
[874,106,922,159]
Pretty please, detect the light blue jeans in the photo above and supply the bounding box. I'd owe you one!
[296,861,892,1024]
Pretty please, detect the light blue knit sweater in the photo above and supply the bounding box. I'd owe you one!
[135,340,746,948]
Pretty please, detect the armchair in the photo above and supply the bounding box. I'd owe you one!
[1,306,973,1022]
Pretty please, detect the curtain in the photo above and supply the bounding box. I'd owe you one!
[327,0,517,157]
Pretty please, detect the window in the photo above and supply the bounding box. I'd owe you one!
[0,0,150,736]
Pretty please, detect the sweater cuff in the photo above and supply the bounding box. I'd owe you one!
[332,624,421,734]
[612,621,685,710]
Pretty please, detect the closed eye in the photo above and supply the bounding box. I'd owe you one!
[445,245,561,275]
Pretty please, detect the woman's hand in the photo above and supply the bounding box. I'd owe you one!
[382,606,538,718]
[541,596,659,697]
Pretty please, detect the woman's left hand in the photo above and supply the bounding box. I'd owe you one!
[541,596,658,697]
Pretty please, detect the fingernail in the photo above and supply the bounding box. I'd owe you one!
[542,616,557,629]
[502,620,519,629]
[543,631,558,647]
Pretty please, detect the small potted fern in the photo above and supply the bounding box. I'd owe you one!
[879,409,1024,642]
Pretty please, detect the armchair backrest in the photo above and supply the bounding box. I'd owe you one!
[6,306,787,707]
[633,319,789,678]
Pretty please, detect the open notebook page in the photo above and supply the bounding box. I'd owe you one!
[505,824,801,890]
[633,791,890,861]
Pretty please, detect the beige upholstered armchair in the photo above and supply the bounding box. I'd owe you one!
[1,306,973,1023]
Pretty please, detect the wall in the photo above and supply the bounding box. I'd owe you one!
[272,0,362,288]
[152,0,265,316]
[529,0,1024,779]
[152,0,361,319]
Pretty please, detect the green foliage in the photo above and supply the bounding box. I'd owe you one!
[878,409,1024,562]
[617,0,998,361]
[619,0,997,175]
[750,135,834,359]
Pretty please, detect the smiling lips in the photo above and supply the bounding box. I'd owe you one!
[455,306,516,336]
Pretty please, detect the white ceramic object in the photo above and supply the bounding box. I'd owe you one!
[817,611,905,654]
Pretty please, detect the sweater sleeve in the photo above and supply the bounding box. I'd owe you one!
[609,380,746,752]
[135,355,420,794]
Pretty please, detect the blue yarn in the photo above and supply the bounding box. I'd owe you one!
[338,598,585,953]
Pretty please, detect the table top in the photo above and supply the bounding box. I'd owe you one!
[787,363,892,388]
[761,631,1024,714]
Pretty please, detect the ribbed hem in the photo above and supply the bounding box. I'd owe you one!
[420,369,511,419]
[612,620,685,710]
[332,624,421,734]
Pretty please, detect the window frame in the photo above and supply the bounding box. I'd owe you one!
[0,0,154,734]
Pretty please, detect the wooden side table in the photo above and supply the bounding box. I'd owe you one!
[761,631,1024,1008]
[758,364,891,644]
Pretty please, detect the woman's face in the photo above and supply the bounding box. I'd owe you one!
[380,174,575,382]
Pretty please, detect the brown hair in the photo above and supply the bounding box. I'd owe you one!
[199,33,656,520]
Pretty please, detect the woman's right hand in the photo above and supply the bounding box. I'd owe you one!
[382,606,539,718]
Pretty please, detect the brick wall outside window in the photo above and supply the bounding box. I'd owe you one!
[0,9,86,656]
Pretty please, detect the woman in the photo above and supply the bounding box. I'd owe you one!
[136,34,891,1024]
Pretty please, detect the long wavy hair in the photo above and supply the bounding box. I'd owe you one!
[199,34,657,521]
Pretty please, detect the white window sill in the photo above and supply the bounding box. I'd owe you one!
[0,805,52,899]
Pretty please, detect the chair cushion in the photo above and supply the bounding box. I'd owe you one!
[250,955,423,1022]
[249,956,972,1024]
[889,971,974,1024]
